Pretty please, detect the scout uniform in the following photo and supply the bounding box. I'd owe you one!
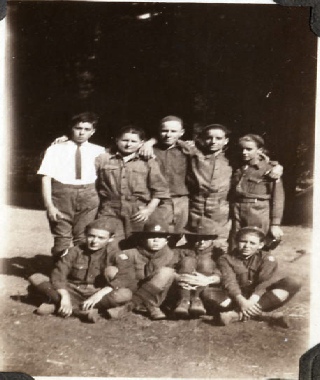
[201,228,301,321]
[178,140,232,252]
[173,224,221,318]
[95,151,171,239]
[103,219,177,320]
[28,219,126,321]
[153,143,189,233]
[38,139,105,257]
[230,157,285,245]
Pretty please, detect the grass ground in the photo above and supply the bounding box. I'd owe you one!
[0,205,312,378]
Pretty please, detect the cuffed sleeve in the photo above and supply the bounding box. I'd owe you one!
[218,255,243,298]
[270,179,285,225]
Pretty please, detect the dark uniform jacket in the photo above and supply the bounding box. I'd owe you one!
[218,250,279,298]
[153,144,189,197]
[177,141,232,199]
[107,245,176,290]
[231,158,285,225]
[95,151,170,203]
[51,244,116,290]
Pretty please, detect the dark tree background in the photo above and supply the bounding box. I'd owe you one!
[7,2,317,223]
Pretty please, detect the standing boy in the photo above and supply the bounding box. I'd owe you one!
[202,227,301,326]
[37,112,105,260]
[95,125,171,239]
[230,134,284,247]
[179,124,233,253]
[28,219,128,323]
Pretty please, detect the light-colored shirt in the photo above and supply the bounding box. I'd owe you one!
[38,140,105,185]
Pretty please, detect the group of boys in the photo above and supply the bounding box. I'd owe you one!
[28,112,301,326]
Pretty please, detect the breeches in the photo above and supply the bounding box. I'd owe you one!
[49,181,99,256]
[98,199,172,239]
[177,255,216,276]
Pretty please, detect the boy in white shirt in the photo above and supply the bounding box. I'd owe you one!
[38,112,105,260]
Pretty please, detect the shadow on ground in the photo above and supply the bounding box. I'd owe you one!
[0,254,53,279]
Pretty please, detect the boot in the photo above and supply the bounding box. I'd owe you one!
[107,303,133,319]
[220,310,242,326]
[174,299,190,319]
[253,311,289,328]
[73,309,100,323]
[189,297,206,318]
[147,305,166,320]
[35,303,56,316]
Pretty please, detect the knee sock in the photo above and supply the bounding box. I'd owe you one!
[34,282,61,304]
[132,283,163,307]
[96,293,122,310]
[258,291,285,312]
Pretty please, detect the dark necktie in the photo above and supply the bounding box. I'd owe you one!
[75,145,82,179]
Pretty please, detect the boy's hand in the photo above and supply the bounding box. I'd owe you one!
[131,207,152,222]
[81,287,113,311]
[58,291,73,318]
[51,135,69,145]
[178,272,214,288]
[236,296,261,318]
[139,140,156,159]
[266,163,283,180]
[47,205,68,222]
[270,225,283,240]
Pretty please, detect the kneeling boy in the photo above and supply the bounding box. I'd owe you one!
[202,226,301,326]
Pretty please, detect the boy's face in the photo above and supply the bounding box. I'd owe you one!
[194,238,214,251]
[203,128,228,154]
[116,132,143,156]
[86,228,111,251]
[240,141,262,163]
[237,233,263,257]
[144,236,168,251]
[159,121,184,147]
[71,122,95,145]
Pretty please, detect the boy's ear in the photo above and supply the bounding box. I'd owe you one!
[180,129,185,137]
[258,241,264,250]
[224,137,229,146]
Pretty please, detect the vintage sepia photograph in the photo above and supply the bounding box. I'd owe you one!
[1,0,317,378]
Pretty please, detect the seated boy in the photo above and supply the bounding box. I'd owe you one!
[27,219,129,323]
[103,216,177,320]
[37,112,105,260]
[202,227,301,327]
[173,222,221,319]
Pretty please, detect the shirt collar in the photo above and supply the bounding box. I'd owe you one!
[69,140,89,148]
[111,151,139,162]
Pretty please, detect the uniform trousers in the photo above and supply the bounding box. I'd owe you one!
[49,181,99,257]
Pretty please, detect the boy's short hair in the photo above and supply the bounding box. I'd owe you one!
[116,125,146,141]
[239,134,265,148]
[85,218,119,235]
[236,226,265,242]
[199,123,231,138]
[70,112,98,129]
[160,115,183,127]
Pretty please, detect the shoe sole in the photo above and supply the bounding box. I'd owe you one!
[189,308,206,318]
[174,309,190,319]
